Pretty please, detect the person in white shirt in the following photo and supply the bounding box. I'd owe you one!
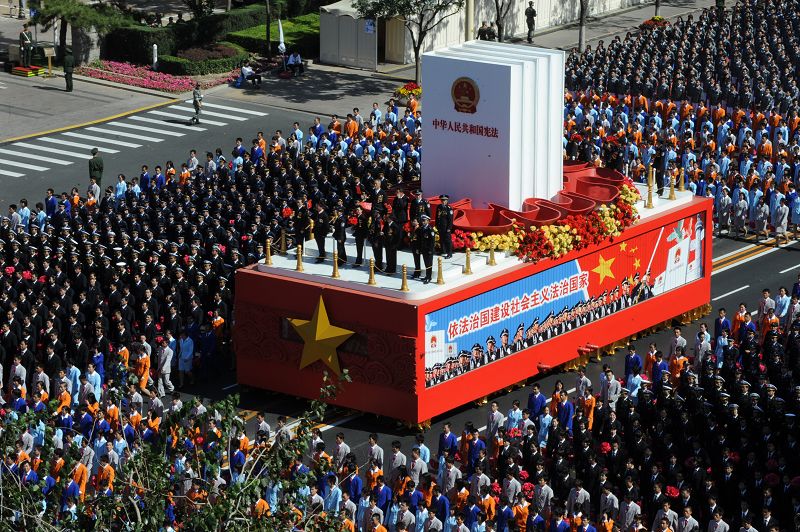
[240,64,261,85]
[287,51,304,76]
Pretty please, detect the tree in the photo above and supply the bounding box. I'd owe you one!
[182,0,215,19]
[0,371,352,530]
[654,0,661,17]
[31,0,126,62]
[354,0,466,84]
[578,0,589,52]
[492,0,513,42]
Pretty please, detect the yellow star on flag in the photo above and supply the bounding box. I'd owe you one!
[592,254,616,284]
[633,258,641,270]
[619,242,628,252]
[290,296,354,376]
[630,246,638,253]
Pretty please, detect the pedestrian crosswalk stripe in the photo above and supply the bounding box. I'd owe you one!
[182,100,268,116]
[0,158,49,171]
[168,105,247,121]
[107,121,185,137]
[148,110,227,127]
[62,132,142,148]
[86,126,164,143]
[0,169,24,177]
[128,115,207,132]
[0,148,73,165]
[13,142,92,159]
[37,137,120,154]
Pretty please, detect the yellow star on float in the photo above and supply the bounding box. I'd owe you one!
[630,246,638,253]
[619,242,628,252]
[290,296,353,376]
[592,254,616,284]
[633,258,641,270]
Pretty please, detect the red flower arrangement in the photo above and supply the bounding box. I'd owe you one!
[490,481,502,496]
[281,207,294,218]
[452,229,476,251]
[348,216,359,227]
[506,427,523,439]
[519,470,529,481]
[521,482,535,500]
[640,16,669,30]
[665,486,680,498]
[599,441,612,454]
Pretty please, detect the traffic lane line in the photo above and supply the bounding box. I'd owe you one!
[780,263,800,274]
[713,239,777,268]
[712,242,797,276]
[712,285,750,302]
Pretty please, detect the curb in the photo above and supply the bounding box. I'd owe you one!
[0,98,180,144]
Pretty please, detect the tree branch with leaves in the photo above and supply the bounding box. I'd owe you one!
[353,0,466,83]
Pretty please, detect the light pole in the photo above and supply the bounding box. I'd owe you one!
[265,0,271,57]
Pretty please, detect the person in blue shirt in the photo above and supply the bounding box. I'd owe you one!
[467,428,485,475]
[230,440,246,484]
[556,393,575,435]
[527,505,546,532]
[652,351,669,385]
[139,165,151,194]
[624,345,642,380]
[323,476,342,516]
[414,434,430,465]
[373,475,392,517]
[496,497,515,532]
[437,423,458,458]
[527,383,546,425]
[431,485,450,522]
[45,188,58,217]
[154,166,166,190]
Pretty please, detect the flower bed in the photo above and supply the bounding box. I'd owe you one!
[640,16,669,30]
[76,60,237,92]
[394,82,422,100]
[158,41,249,76]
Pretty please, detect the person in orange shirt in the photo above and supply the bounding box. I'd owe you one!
[370,513,387,532]
[15,441,30,465]
[179,164,191,186]
[345,115,359,138]
[513,495,530,529]
[581,387,596,430]
[97,455,115,494]
[330,114,342,134]
[72,461,88,501]
[668,348,688,385]
[134,348,150,391]
[105,400,120,432]
[50,449,65,483]
[365,459,383,491]
[549,380,564,417]
[408,93,419,116]
[253,497,270,518]
[129,405,143,431]
[256,131,267,154]
[478,485,496,521]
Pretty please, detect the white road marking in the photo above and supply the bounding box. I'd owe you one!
[13,142,92,159]
[148,110,227,126]
[183,99,268,116]
[713,243,757,262]
[712,285,750,302]
[779,263,800,274]
[712,241,797,276]
[0,169,24,177]
[36,137,120,154]
[222,383,238,391]
[106,121,185,137]
[85,126,163,143]
[168,105,247,121]
[128,115,207,131]
[319,414,359,433]
[0,148,73,165]
[62,132,142,148]
[0,159,48,171]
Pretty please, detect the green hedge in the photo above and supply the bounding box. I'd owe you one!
[226,13,319,58]
[157,42,249,75]
[102,25,177,64]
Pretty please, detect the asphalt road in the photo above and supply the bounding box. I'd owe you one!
[2,91,799,471]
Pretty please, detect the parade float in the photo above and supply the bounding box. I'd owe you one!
[233,43,712,424]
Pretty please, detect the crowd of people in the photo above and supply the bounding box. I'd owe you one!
[563,0,800,243]
[3,0,800,529]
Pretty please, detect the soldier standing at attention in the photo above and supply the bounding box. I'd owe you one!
[436,194,454,259]
[332,206,347,265]
[525,2,537,43]
[353,205,369,267]
[419,215,436,284]
[88,148,104,186]
[192,83,203,124]
[409,218,422,279]
[19,24,33,68]
[63,48,75,92]
[312,202,330,263]
[369,214,384,271]
[383,213,401,275]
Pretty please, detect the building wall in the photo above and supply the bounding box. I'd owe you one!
[390,0,649,64]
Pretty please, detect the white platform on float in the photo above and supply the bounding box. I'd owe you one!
[256,189,695,300]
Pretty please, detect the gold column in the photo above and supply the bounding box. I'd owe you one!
[678,167,685,192]
[295,245,304,272]
[436,257,445,285]
[668,172,676,200]
[464,248,473,275]
[368,258,377,286]
[265,238,273,265]
[332,251,340,278]
[488,247,497,266]
[400,265,410,292]
[280,229,287,255]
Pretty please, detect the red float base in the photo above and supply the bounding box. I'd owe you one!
[234,197,712,423]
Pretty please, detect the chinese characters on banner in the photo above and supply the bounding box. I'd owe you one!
[431,119,500,138]
[424,214,706,388]
[447,272,589,340]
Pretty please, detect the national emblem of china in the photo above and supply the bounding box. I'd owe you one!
[451,77,480,113]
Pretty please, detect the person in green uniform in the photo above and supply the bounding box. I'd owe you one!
[192,83,203,124]
[63,48,74,92]
[19,24,33,67]
[88,148,104,186]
